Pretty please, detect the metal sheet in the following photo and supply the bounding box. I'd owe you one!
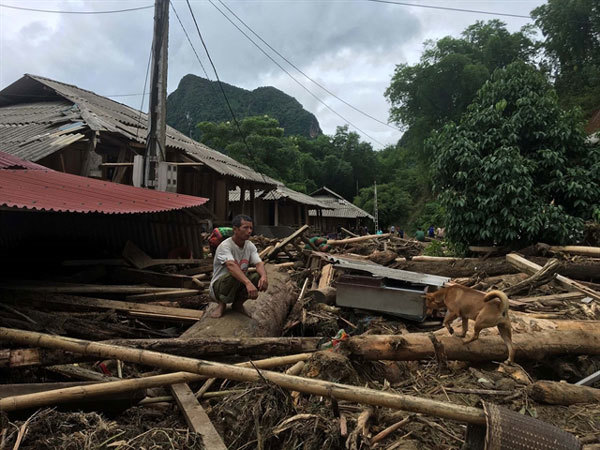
[325,254,450,286]
[336,275,427,321]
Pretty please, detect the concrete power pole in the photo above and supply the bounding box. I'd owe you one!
[144,0,169,188]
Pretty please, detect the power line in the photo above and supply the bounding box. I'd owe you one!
[0,3,153,14]
[170,1,213,85]
[135,47,153,140]
[185,0,256,160]
[365,0,531,19]
[207,0,386,147]
[217,0,400,132]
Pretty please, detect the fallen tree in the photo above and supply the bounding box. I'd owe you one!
[181,264,298,339]
[394,256,600,281]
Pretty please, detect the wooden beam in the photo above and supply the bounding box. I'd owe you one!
[111,267,200,289]
[327,233,391,246]
[545,244,600,258]
[170,383,227,449]
[265,224,310,261]
[33,294,203,322]
[506,253,600,301]
[0,284,185,295]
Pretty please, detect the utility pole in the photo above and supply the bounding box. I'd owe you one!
[373,181,379,232]
[144,0,169,188]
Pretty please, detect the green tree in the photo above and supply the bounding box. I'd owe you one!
[532,0,600,115]
[385,20,536,161]
[354,183,413,229]
[429,62,600,247]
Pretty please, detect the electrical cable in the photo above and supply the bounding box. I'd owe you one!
[185,0,256,160]
[170,1,213,86]
[365,0,531,19]
[135,47,153,140]
[207,0,386,147]
[217,0,400,132]
[0,3,153,14]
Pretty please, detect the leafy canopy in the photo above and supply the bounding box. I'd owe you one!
[385,20,536,161]
[532,0,600,115]
[429,62,600,246]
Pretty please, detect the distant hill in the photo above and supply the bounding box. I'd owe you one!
[166,74,322,139]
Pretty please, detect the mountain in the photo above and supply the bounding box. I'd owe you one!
[166,74,322,139]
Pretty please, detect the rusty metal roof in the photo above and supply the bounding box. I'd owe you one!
[307,186,373,219]
[0,152,208,214]
[0,75,277,186]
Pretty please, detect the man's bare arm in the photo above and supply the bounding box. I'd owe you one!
[255,261,268,291]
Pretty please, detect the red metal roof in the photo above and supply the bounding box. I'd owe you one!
[0,167,208,214]
[0,152,46,170]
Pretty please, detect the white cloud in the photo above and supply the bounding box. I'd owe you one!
[0,0,545,149]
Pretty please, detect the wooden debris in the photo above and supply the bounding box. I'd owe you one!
[529,380,600,405]
[507,253,600,301]
[504,258,560,296]
[0,327,487,425]
[28,294,203,322]
[264,224,309,261]
[169,383,227,449]
[112,267,199,289]
[544,244,600,258]
[327,233,390,246]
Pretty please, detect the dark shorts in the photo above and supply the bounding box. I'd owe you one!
[212,272,260,303]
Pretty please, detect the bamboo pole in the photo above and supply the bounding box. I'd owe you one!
[0,351,311,412]
[327,233,391,246]
[0,328,485,425]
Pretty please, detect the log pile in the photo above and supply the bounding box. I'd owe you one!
[1,231,600,449]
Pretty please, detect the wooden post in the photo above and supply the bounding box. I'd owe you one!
[144,0,169,188]
[250,186,256,223]
[274,200,279,226]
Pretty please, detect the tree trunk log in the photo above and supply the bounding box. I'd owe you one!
[0,327,486,425]
[308,286,337,305]
[342,326,600,362]
[327,234,391,246]
[181,264,297,338]
[393,256,600,281]
[528,380,600,405]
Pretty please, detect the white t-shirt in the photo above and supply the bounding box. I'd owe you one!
[209,237,261,300]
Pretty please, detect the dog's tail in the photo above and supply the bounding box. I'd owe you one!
[483,290,509,312]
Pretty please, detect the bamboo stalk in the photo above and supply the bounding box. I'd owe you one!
[0,349,310,412]
[327,233,391,246]
[0,328,485,425]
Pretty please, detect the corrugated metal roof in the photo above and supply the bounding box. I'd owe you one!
[321,253,450,286]
[0,101,86,161]
[0,75,278,186]
[0,152,46,170]
[261,185,331,208]
[307,186,373,219]
[229,186,264,202]
[0,153,208,214]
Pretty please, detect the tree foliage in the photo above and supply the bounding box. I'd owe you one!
[532,0,600,116]
[197,117,376,200]
[385,20,536,161]
[429,62,600,246]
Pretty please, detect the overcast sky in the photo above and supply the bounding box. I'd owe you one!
[0,0,545,149]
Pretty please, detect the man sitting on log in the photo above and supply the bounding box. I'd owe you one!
[209,215,268,318]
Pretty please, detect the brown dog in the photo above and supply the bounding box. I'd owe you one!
[425,284,514,364]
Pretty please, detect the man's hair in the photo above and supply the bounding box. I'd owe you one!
[232,214,253,228]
